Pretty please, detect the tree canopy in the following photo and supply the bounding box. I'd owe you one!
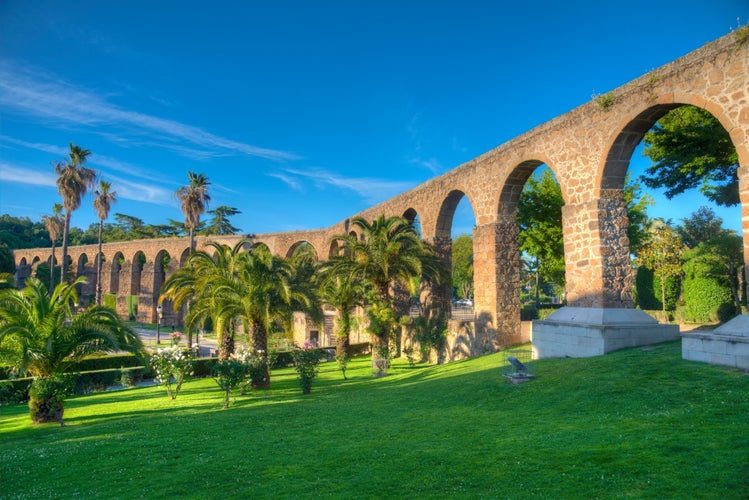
[641,106,739,206]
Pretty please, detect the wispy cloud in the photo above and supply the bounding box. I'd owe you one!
[409,156,444,176]
[278,167,415,203]
[0,164,57,187]
[0,62,300,162]
[268,172,302,191]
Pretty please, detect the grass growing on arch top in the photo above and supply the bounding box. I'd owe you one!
[1,340,748,498]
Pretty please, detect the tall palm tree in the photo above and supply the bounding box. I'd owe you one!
[280,244,323,340]
[175,171,211,253]
[56,143,96,284]
[93,181,117,305]
[329,215,447,357]
[41,203,65,293]
[0,276,142,423]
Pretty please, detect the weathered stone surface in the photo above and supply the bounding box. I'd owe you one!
[13,32,749,354]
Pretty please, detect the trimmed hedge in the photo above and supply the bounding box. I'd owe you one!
[61,354,144,372]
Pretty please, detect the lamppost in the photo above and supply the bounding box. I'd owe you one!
[156,305,163,344]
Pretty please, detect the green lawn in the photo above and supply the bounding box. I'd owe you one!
[1,341,748,498]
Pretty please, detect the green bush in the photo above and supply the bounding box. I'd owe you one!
[74,369,123,394]
[61,354,143,372]
[191,358,219,377]
[635,267,680,311]
[126,295,138,321]
[29,374,75,424]
[683,259,735,323]
[0,379,31,405]
[520,305,538,321]
[103,294,117,310]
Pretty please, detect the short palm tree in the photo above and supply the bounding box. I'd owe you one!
[93,180,117,305]
[0,276,142,424]
[319,263,367,356]
[41,203,65,293]
[329,215,447,357]
[176,171,211,253]
[56,143,96,284]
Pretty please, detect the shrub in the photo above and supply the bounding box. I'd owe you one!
[0,379,30,405]
[150,347,194,400]
[291,343,324,394]
[213,359,250,408]
[103,293,117,310]
[126,295,138,321]
[683,258,735,323]
[28,374,74,426]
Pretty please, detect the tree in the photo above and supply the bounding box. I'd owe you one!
[451,233,473,299]
[318,265,367,378]
[162,241,297,389]
[641,106,739,206]
[677,206,728,249]
[93,181,117,305]
[175,171,211,253]
[684,233,743,316]
[203,206,242,235]
[0,276,142,424]
[41,204,65,292]
[635,220,686,313]
[329,215,447,361]
[623,173,654,256]
[280,244,323,340]
[517,168,565,299]
[56,143,96,284]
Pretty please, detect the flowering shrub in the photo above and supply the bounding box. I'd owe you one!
[233,347,268,390]
[213,359,249,408]
[291,341,323,394]
[169,331,183,346]
[150,346,193,399]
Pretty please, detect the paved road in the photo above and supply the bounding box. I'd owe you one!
[133,327,218,357]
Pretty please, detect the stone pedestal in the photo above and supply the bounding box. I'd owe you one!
[682,315,749,370]
[532,307,679,359]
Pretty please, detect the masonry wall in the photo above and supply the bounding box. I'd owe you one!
[14,32,749,354]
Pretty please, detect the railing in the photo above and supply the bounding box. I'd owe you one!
[408,305,475,321]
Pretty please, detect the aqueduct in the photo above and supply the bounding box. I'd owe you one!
[14,32,749,360]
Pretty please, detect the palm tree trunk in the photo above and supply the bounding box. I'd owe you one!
[96,220,103,305]
[251,319,270,389]
[60,212,70,284]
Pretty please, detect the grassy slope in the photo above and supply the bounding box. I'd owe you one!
[1,341,748,499]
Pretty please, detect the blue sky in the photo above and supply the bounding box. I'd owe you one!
[1,1,747,239]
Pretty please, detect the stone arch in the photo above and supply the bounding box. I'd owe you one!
[179,248,191,267]
[403,207,422,238]
[75,253,94,305]
[436,189,476,240]
[287,241,318,261]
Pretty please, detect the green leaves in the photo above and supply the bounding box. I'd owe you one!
[641,106,739,206]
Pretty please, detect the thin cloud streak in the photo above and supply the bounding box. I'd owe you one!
[0,164,57,187]
[281,167,416,204]
[0,62,300,162]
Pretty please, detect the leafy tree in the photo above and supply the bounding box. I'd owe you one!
[677,206,728,249]
[641,106,739,206]
[635,220,686,313]
[41,204,65,292]
[684,233,743,315]
[0,214,50,250]
[623,173,654,256]
[202,206,242,235]
[328,215,447,362]
[517,168,565,297]
[176,171,211,253]
[0,243,14,275]
[0,276,142,424]
[55,143,96,283]
[451,233,473,299]
[93,181,117,305]
[280,244,323,340]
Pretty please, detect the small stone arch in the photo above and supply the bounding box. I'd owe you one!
[287,241,318,261]
[436,189,476,240]
[403,208,422,238]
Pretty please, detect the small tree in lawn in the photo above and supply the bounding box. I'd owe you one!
[150,346,193,400]
[635,220,686,315]
[291,342,324,394]
[213,358,249,408]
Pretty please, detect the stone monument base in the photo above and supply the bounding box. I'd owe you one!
[681,315,749,370]
[532,307,680,359]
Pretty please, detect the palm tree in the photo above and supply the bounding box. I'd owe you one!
[280,244,323,341]
[56,143,96,284]
[41,204,65,293]
[318,268,367,378]
[0,276,142,424]
[93,181,117,305]
[161,241,244,360]
[329,215,447,359]
[175,171,211,253]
